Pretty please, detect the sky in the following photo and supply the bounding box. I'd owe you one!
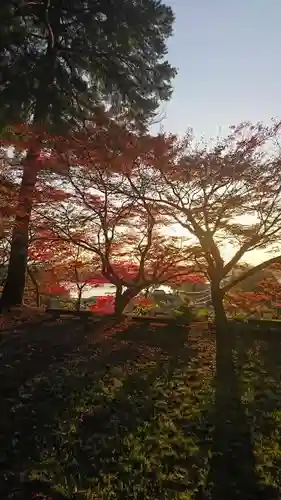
[155,0,281,140]
[153,0,281,264]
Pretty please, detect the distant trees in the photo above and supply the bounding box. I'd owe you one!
[28,236,101,310]
[0,0,176,309]
[225,264,281,318]
[229,265,279,293]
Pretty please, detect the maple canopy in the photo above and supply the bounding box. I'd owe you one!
[30,140,203,314]
[225,265,281,316]
[2,118,281,323]
[118,120,281,326]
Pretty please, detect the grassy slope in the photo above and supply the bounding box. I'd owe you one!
[0,317,281,499]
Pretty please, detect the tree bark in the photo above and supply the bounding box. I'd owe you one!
[27,266,41,308]
[211,285,227,333]
[0,29,58,311]
[114,287,139,317]
[76,288,83,312]
[114,286,127,317]
[0,161,38,310]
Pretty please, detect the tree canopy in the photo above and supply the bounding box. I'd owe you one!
[0,0,176,130]
[2,118,281,321]
[0,0,176,310]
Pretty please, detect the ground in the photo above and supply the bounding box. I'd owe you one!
[0,315,281,499]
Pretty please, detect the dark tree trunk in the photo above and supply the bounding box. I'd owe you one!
[26,266,41,307]
[210,285,231,407]
[35,288,40,308]
[114,287,139,317]
[114,286,127,317]
[76,288,83,312]
[33,280,40,308]
[0,162,38,311]
[0,42,57,312]
[114,296,125,317]
[211,285,227,334]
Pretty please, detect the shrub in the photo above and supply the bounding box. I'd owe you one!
[132,297,155,316]
[173,297,195,324]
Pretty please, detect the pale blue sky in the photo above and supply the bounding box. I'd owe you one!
[157,0,281,139]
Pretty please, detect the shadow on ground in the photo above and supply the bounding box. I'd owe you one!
[3,317,280,499]
[0,318,215,499]
[234,327,281,498]
[203,324,280,500]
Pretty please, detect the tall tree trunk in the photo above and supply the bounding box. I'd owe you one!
[0,161,38,310]
[0,37,57,311]
[35,288,40,308]
[211,285,227,333]
[76,288,83,312]
[114,286,139,317]
[27,265,41,307]
[114,286,126,317]
[211,285,231,419]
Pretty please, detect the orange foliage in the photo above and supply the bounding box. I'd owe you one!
[3,119,281,316]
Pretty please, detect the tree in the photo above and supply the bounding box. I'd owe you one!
[35,154,198,316]
[126,121,281,331]
[50,248,102,312]
[0,0,176,310]
[0,152,19,284]
[225,290,269,318]
[27,231,103,309]
[228,264,277,292]
[90,295,115,315]
[26,230,71,306]
[225,264,281,318]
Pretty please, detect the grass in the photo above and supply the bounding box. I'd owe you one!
[234,329,281,494]
[0,315,281,499]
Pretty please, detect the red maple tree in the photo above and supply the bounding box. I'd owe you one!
[34,154,200,314]
[226,263,281,318]
[125,121,281,330]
